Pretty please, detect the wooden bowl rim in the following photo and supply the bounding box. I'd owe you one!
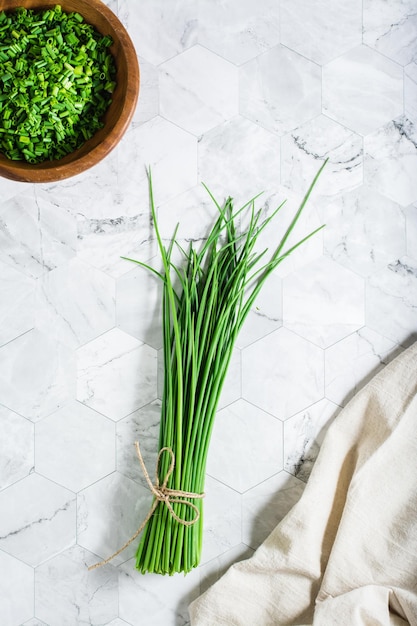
[0,0,140,183]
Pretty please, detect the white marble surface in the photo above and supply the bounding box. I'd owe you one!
[0,1,416,625]
[322,45,403,135]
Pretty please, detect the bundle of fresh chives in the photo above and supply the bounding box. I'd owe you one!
[126,161,327,575]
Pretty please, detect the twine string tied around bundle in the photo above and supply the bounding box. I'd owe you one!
[88,441,205,571]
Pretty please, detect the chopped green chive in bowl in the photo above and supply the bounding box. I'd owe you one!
[0,4,116,163]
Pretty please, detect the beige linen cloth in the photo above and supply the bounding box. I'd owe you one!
[189,341,417,625]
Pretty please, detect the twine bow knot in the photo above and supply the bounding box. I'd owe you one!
[138,442,204,526]
[88,441,205,571]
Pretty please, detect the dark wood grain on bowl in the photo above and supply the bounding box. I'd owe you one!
[0,0,140,182]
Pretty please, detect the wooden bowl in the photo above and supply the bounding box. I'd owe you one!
[0,0,139,182]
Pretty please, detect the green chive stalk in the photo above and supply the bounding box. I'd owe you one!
[126,160,327,575]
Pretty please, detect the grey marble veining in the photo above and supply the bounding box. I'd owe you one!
[0,0,416,624]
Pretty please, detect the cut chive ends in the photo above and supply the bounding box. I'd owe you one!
[0,0,139,183]
[119,160,327,576]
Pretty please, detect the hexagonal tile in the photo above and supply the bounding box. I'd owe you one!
[0,406,34,491]
[76,328,158,420]
[0,177,24,204]
[36,403,115,492]
[76,197,157,280]
[35,545,118,625]
[271,191,324,280]
[242,328,324,419]
[236,273,283,348]
[323,46,403,135]
[242,471,305,549]
[78,472,152,566]
[405,204,417,257]
[281,0,362,65]
[325,328,399,407]
[157,183,219,244]
[0,329,75,422]
[240,46,321,135]
[198,0,279,64]
[22,620,48,626]
[199,543,255,595]
[119,557,200,626]
[237,184,324,286]
[281,116,363,198]
[284,399,341,482]
[117,400,161,487]
[213,349,241,412]
[200,476,242,564]
[198,117,280,200]
[366,257,417,347]
[105,620,132,626]
[36,258,115,348]
[0,473,75,566]
[160,45,238,136]
[0,192,76,279]
[405,63,417,122]
[321,185,406,276]
[283,257,365,348]
[207,399,283,492]
[118,0,197,66]
[0,261,35,347]
[0,551,34,626]
[45,150,118,221]
[117,117,197,205]
[363,0,417,66]
[117,265,163,349]
[364,115,417,207]
[131,57,159,126]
